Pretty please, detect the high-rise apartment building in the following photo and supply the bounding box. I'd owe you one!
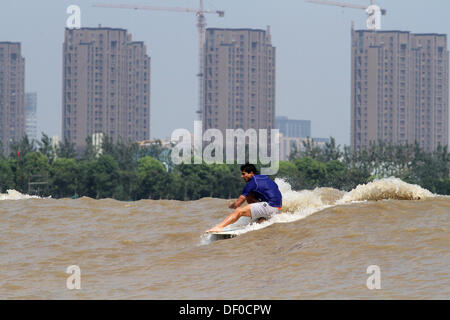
[276,116,311,138]
[25,92,37,141]
[62,27,151,152]
[351,29,449,152]
[203,27,276,134]
[0,42,25,154]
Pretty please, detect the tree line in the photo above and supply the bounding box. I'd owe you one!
[0,134,449,200]
[286,137,450,194]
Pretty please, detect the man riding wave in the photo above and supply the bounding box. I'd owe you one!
[206,163,283,233]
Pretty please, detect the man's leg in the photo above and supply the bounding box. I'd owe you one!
[247,193,266,223]
[206,204,252,233]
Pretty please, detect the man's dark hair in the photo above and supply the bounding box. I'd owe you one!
[241,163,258,174]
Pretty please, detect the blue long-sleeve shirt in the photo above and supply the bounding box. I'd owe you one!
[241,175,282,207]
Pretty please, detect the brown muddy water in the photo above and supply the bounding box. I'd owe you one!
[0,177,449,299]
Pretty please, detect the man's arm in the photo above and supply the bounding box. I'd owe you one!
[228,195,247,209]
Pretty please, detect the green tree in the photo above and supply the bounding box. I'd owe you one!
[166,170,186,200]
[0,159,15,192]
[100,135,116,159]
[77,160,96,198]
[210,164,243,199]
[56,137,77,159]
[36,133,55,163]
[0,140,4,158]
[293,157,327,189]
[301,138,324,161]
[100,136,141,171]
[324,160,346,188]
[7,158,25,192]
[275,161,298,187]
[91,155,120,199]
[288,142,298,161]
[435,179,450,195]
[9,135,35,159]
[114,141,140,171]
[137,156,168,199]
[322,137,342,162]
[24,152,49,175]
[82,136,98,161]
[115,169,139,201]
[23,152,50,195]
[49,158,79,198]
[176,162,217,200]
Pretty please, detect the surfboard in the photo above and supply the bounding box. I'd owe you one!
[206,217,252,239]
[207,229,241,239]
[208,228,243,237]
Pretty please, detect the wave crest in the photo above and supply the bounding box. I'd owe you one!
[0,190,41,201]
[338,177,435,203]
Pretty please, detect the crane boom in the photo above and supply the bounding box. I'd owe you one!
[93,3,224,16]
[306,0,387,30]
[305,0,386,15]
[305,0,366,10]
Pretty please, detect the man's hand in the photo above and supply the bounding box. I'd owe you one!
[228,195,246,209]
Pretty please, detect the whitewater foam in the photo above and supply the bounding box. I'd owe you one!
[201,177,436,243]
[0,190,41,201]
[201,179,335,244]
[338,177,435,203]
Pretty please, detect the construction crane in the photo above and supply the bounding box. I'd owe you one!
[305,0,387,30]
[93,1,225,121]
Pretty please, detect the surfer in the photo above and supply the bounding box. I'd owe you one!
[206,163,282,233]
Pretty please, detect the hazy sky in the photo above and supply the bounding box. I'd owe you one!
[1,0,449,146]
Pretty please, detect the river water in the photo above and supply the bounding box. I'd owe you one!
[0,177,449,299]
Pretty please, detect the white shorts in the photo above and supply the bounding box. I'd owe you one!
[250,202,280,221]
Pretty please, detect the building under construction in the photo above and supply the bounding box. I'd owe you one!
[62,27,151,153]
[203,27,276,134]
[0,42,25,155]
[351,28,449,151]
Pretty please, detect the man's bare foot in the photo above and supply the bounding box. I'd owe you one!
[205,226,224,233]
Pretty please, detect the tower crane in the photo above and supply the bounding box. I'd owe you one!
[93,1,225,121]
[305,0,387,30]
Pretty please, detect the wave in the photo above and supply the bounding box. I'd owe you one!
[276,177,435,228]
[277,177,435,216]
[202,179,338,243]
[338,177,435,203]
[0,190,41,201]
[202,177,437,243]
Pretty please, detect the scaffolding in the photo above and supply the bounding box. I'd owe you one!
[28,173,49,196]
